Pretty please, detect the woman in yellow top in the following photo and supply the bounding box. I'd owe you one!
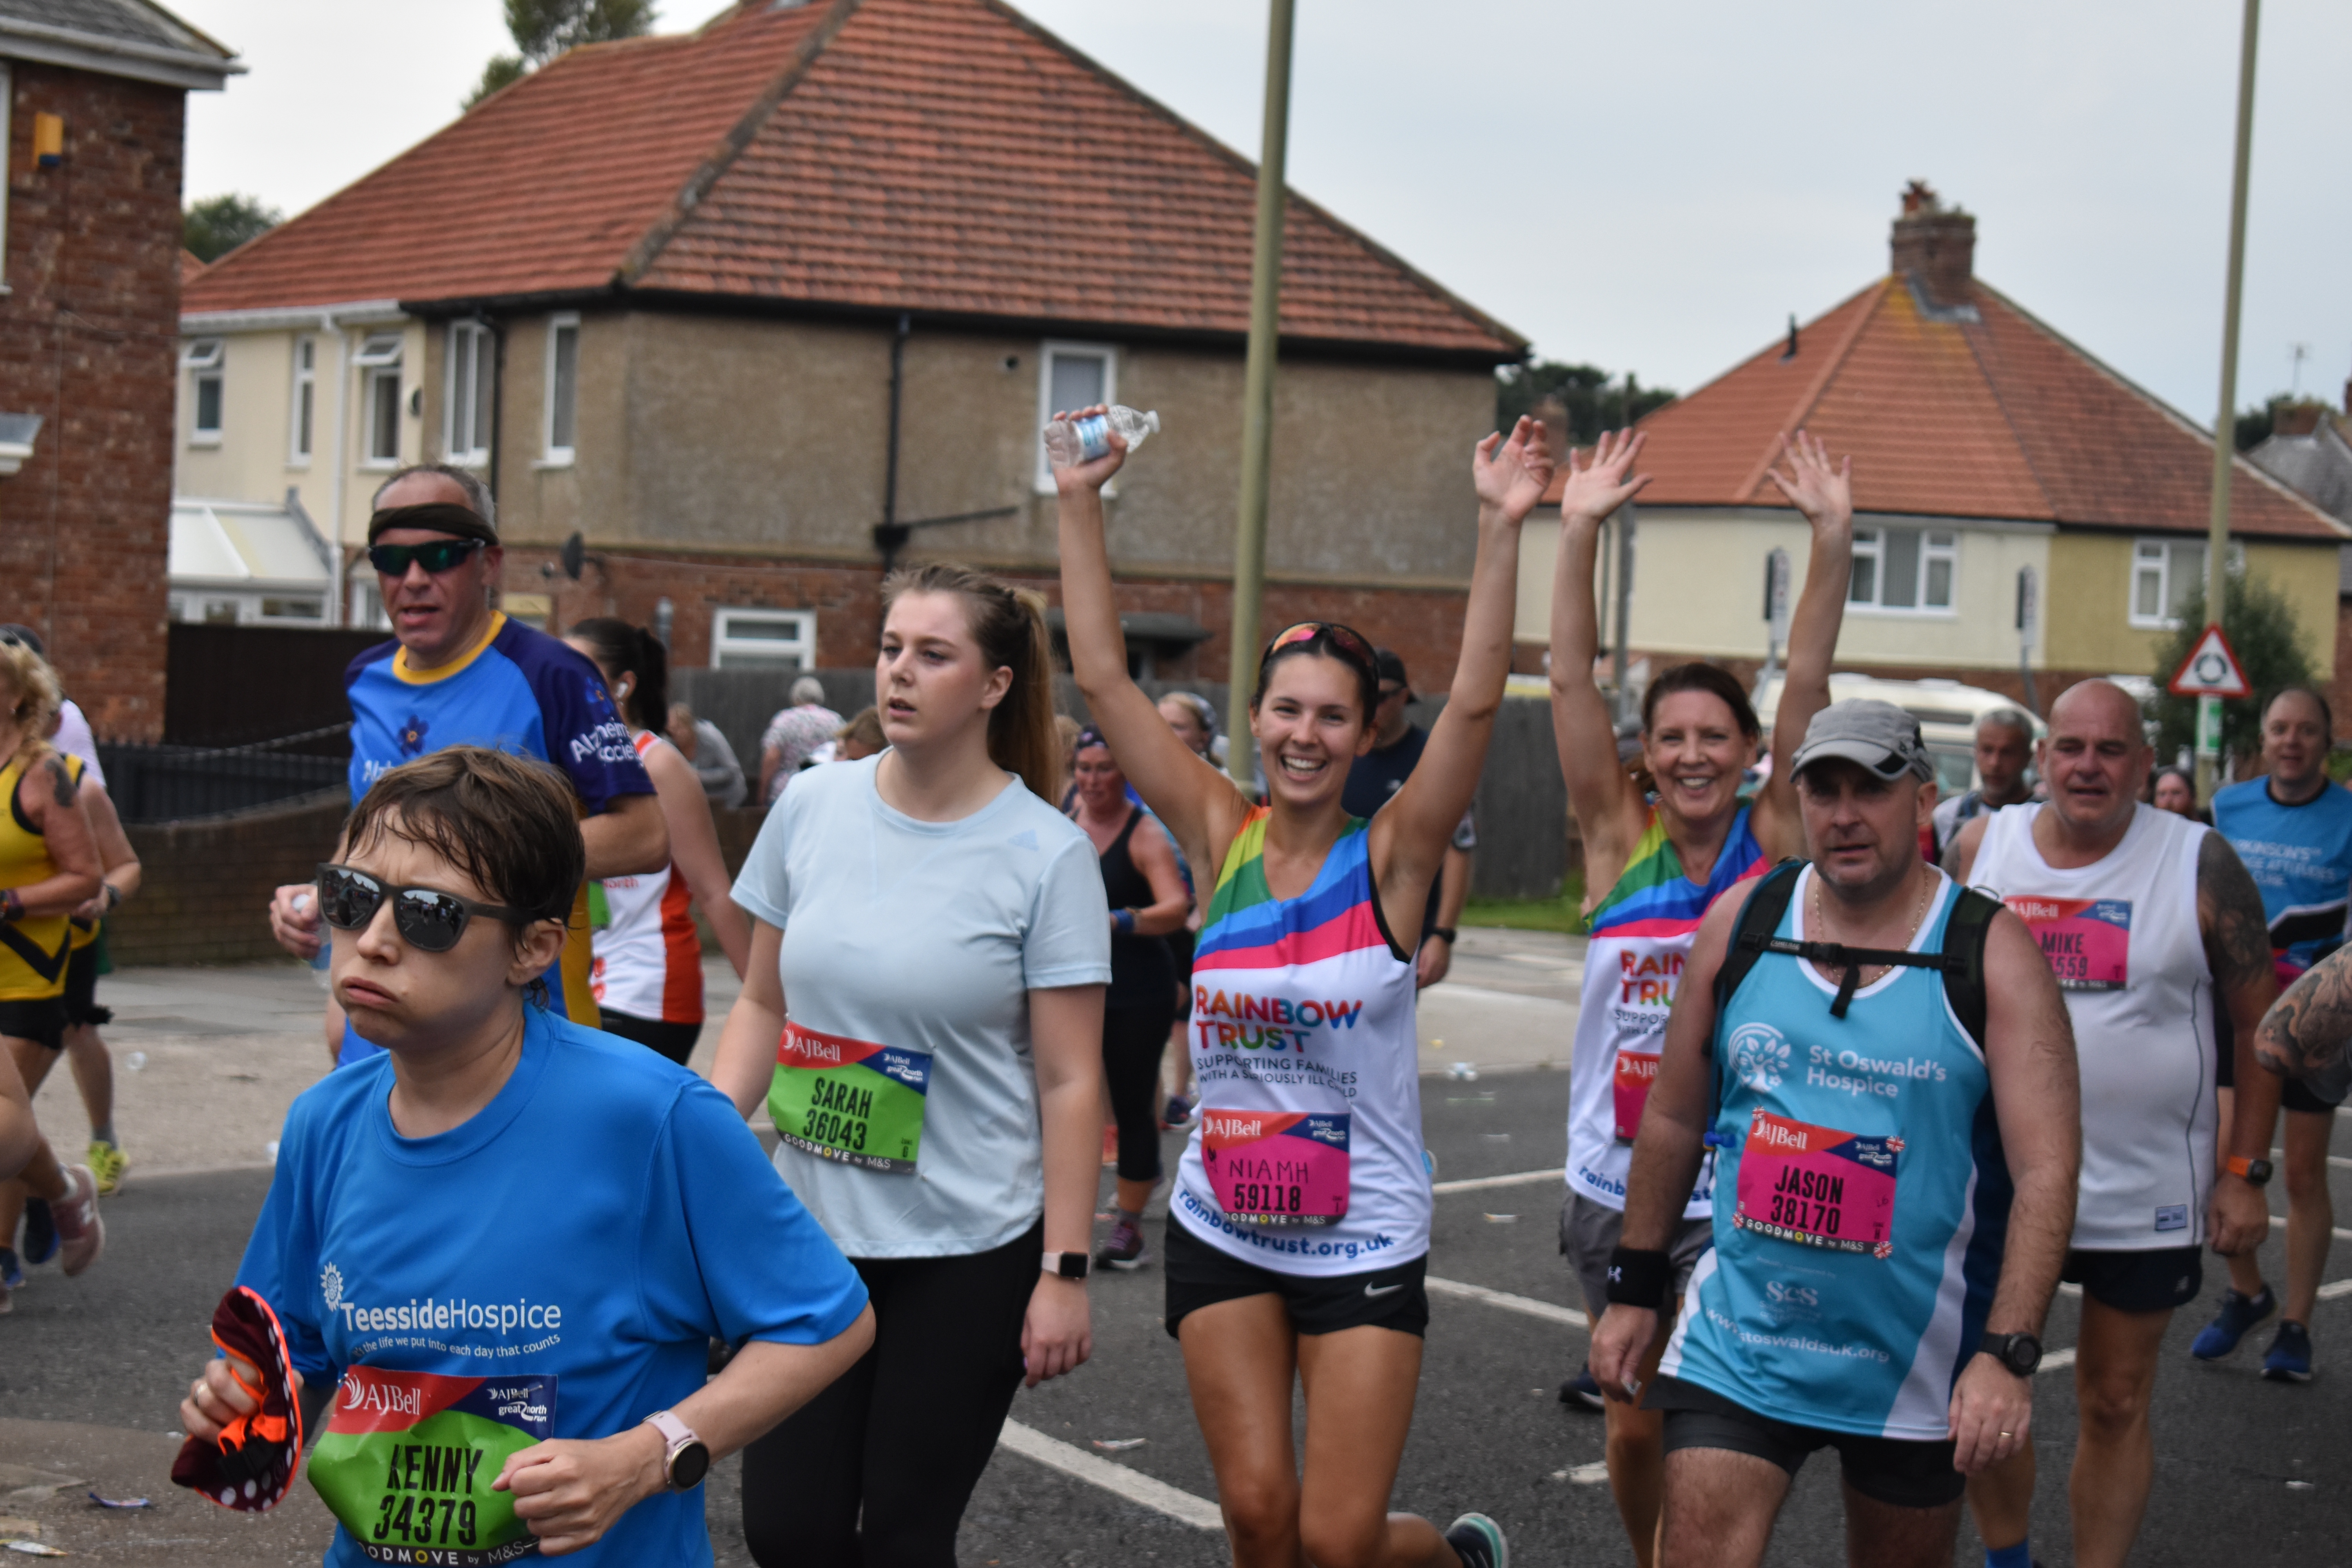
[0,638,106,1308]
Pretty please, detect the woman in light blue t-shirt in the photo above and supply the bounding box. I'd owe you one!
[714,563,1112,1568]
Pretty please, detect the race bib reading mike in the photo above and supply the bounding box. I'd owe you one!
[1732,1110,1900,1258]
[1201,1109,1350,1224]
[2005,896,2131,991]
[769,1022,930,1173]
[307,1368,554,1565]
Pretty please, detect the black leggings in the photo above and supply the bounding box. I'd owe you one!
[741,1221,1042,1568]
[1105,1005,1173,1184]
[595,1009,701,1065]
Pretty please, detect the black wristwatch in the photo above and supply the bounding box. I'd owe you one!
[2225,1155,2274,1187]
[1428,927,1457,944]
[1042,1251,1090,1281]
[1978,1331,2042,1377]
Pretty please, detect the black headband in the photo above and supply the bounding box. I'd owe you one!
[367,503,498,545]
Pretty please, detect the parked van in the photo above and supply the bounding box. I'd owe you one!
[1753,673,2044,797]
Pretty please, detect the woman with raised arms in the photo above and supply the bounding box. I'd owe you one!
[1548,428,1852,1568]
[1054,405,1553,1568]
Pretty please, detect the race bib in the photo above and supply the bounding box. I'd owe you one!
[1733,1110,1899,1257]
[2005,896,2130,991]
[768,1022,930,1173]
[1613,1049,1659,1143]
[1201,1109,1350,1225]
[584,881,612,931]
[307,1368,554,1565]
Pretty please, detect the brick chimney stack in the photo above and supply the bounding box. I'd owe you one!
[1891,180,1976,310]
[2275,402,2327,438]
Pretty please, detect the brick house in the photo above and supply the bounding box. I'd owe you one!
[1515,185,2349,711]
[2247,394,2352,738]
[0,0,238,739]
[175,0,1525,687]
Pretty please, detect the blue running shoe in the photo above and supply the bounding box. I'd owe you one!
[19,1196,56,1267]
[1443,1513,1508,1568]
[1559,1367,1606,1411]
[2191,1285,2275,1360]
[2262,1320,2314,1383]
[0,1245,21,1290]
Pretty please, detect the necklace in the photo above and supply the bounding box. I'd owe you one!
[1809,867,1933,991]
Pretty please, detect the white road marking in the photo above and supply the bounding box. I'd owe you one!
[1425,983,1577,1011]
[1432,1167,1564,1194]
[996,1421,1225,1532]
[2316,1279,2352,1302]
[2266,1214,2352,1241]
[1557,1461,1611,1484]
[2058,1282,2083,1296]
[1426,1275,1588,1328]
[2041,1347,2077,1374]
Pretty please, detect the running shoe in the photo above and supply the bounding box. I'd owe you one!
[87,1139,128,1196]
[1162,1093,1195,1127]
[1558,1367,1606,1411]
[1443,1512,1508,1568]
[0,1245,20,1292]
[2262,1320,2314,1384]
[49,1165,103,1276]
[1096,1218,1150,1272]
[20,1195,57,1267]
[2191,1284,2276,1360]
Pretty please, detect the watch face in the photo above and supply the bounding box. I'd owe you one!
[671,1441,711,1492]
[2003,1336,2041,1375]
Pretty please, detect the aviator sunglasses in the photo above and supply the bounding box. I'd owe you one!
[366,538,486,577]
[315,863,534,953]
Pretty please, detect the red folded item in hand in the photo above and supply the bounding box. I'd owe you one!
[170,1285,305,1512]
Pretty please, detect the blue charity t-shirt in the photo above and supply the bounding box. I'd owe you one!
[337,613,653,1065]
[237,1006,867,1567]
[2212,777,2352,978]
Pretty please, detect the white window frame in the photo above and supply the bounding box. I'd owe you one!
[288,335,316,465]
[1034,339,1117,492]
[2130,537,2244,630]
[444,321,492,467]
[710,607,817,670]
[184,337,225,446]
[354,332,404,469]
[1846,525,1957,613]
[543,312,579,466]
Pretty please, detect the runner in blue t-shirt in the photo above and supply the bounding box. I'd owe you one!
[266,467,668,1068]
[2199,686,2352,1380]
[1590,701,2080,1568]
[184,748,871,1565]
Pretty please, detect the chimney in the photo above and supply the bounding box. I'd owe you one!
[2275,402,2328,439]
[1891,180,1976,310]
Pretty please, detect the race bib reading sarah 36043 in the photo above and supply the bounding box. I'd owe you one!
[769,1022,931,1173]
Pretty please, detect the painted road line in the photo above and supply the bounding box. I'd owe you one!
[2042,1347,2077,1374]
[1556,1461,1611,1485]
[996,1421,1224,1532]
[2267,1214,2352,1241]
[2316,1279,2352,1302]
[1427,984,1577,1010]
[1432,1168,1566,1194]
[2058,1283,2083,1297]
[1427,1275,1589,1328]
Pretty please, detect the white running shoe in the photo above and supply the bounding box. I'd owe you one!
[51,1164,104,1277]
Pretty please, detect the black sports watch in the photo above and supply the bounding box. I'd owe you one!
[1042,1251,1090,1281]
[2225,1155,2274,1187]
[1977,1331,2042,1378]
[1428,927,1458,944]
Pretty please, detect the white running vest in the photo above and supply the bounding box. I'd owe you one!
[1971,802,2215,1249]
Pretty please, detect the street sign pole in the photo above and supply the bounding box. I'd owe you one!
[2199,0,2261,802]
[1753,546,1789,702]
[2015,564,2040,715]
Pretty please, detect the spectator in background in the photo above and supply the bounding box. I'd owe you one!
[1154,692,1217,1127]
[1054,713,1083,807]
[1341,648,1476,989]
[1157,690,1227,770]
[0,627,101,789]
[2152,764,2205,823]
[758,676,842,807]
[834,706,886,762]
[1930,708,2036,857]
[667,701,748,809]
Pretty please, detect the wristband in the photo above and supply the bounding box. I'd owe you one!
[1605,1246,1671,1308]
[104,882,123,911]
[1,887,20,922]
[1112,908,1136,935]
[1428,926,1457,944]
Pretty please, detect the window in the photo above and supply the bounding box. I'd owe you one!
[544,314,579,463]
[1035,340,1115,490]
[354,332,403,466]
[201,597,240,624]
[1847,526,1956,611]
[348,575,390,631]
[711,608,817,670]
[258,595,325,623]
[2130,537,2243,629]
[184,338,225,443]
[289,337,316,462]
[445,322,492,466]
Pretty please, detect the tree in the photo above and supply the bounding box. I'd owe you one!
[2236,393,2296,451]
[466,0,658,108]
[2149,567,2316,766]
[183,194,282,262]
[1495,359,1675,446]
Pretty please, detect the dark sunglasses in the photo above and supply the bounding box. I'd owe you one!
[367,538,485,577]
[1261,620,1375,670]
[316,863,534,954]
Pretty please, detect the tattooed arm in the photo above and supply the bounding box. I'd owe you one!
[2258,951,2352,1085]
[2201,831,2283,1256]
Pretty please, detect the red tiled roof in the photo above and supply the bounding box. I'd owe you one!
[1548,273,2344,541]
[179,249,206,285]
[182,0,1521,359]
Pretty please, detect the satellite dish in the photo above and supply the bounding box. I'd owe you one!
[559,532,585,581]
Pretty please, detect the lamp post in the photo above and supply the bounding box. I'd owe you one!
[2198,0,2261,802]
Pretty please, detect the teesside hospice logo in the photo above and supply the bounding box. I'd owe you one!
[322,1261,566,1337]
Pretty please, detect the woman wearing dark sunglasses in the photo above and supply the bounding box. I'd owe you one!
[1053,404,1553,1568]
[190,746,873,1564]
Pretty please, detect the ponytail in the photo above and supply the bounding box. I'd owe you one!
[567,616,668,732]
[882,563,1059,803]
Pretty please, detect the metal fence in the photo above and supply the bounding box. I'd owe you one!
[98,725,352,824]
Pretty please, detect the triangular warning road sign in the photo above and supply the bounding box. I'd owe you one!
[2168,623,2251,698]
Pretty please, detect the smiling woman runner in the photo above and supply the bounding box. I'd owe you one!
[184,747,872,1565]
[713,564,1111,1568]
[1054,404,1552,1568]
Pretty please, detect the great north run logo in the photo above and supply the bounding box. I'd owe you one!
[1728,1023,1790,1093]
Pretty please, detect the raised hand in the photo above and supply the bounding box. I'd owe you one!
[1763,428,1853,534]
[1049,403,1127,496]
[1554,427,1650,526]
[1472,415,1558,524]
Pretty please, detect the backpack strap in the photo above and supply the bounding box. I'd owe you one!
[1712,858,1807,1025]
[1938,886,2000,1050]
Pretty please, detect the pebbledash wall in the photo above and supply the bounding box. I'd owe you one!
[0,62,187,739]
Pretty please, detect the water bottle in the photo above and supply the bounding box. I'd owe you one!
[294,890,331,988]
[1044,405,1161,468]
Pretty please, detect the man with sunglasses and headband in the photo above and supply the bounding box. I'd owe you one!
[267,465,668,1067]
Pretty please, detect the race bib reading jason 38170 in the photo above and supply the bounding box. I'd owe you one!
[307,1367,554,1564]
[1732,1110,1900,1257]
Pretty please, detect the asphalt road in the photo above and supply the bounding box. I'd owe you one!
[8,1070,2352,1564]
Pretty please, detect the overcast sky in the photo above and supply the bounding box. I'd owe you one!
[180,0,2350,425]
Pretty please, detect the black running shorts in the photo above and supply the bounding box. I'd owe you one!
[1647,1375,1964,1509]
[1163,1217,1428,1339]
[2283,1075,2346,1114]
[2062,1246,2203,1314]
[62,942,110,1028]
[0,996,67,1051]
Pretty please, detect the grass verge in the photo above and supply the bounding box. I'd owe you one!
[1460,874,1587,936]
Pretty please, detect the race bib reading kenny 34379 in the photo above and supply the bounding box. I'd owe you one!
[769,1022,931,1173]
[307,1367,554,1564]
